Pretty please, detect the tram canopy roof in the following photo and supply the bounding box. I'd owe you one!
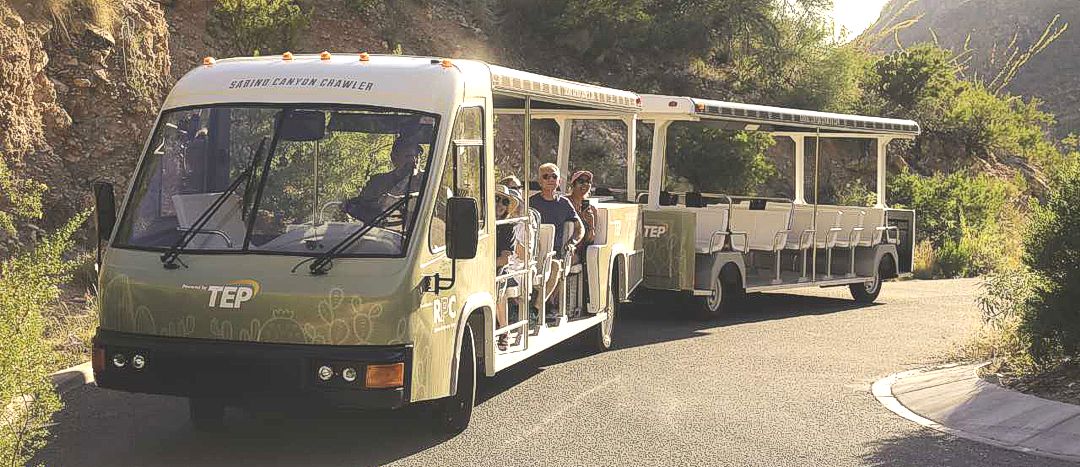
[489,65,641,113]
[640,94,920,137]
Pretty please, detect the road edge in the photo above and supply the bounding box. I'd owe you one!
[51,361,94,395]
[872,364,1080,464]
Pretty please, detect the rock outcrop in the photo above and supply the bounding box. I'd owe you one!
[0,0,170,251]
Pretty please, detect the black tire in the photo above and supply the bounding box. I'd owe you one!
[850,259,886,303]
[588,275,618,352]
[433,323,476,436]
[693,268,743,319]
[189,397,225,431]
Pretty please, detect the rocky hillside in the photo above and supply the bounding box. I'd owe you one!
[0,0,170,251]
[0,0,492,249]
[866,0,1080,135]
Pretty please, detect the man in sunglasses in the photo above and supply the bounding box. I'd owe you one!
[529,163,584,325]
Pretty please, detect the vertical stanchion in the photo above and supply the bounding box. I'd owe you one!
[811,129,820,282]
[523,95,532,345]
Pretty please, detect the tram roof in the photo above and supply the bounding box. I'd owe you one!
[640,94,920,137]
[489,65,641,113]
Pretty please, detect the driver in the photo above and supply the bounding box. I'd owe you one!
[342,137,424,223]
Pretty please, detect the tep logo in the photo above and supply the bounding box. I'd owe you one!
[207,279,260,309]
[643,224,668,238]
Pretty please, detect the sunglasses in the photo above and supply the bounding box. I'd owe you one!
[498,198,512,206]
[541,173,560,180]
[574,178,593,185]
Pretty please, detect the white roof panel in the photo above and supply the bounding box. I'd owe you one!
[641,94,920,135]
[163,54,464,114]
[489,65,640,112]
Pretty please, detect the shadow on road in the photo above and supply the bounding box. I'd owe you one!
[613,290,880,350]
[34,290,879,467]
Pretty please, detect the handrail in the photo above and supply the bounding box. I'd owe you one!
[495,216,528,226]
[707,230,728,254]
[318,201,343,224]
[176,228,233,248]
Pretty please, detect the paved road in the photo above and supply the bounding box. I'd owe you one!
[35,279,1076,466]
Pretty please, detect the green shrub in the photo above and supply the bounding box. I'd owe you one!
[208,0,309,57]
[978,158,1080,372]
[1019,159,1080,360]
[888,168,1025,277]
[0,159,46,238]
[666,126,777,195]
[0,213,86,466]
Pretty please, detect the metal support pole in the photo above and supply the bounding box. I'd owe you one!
[647,120,671,208]
[556,118,572,174]
[523,96,534,338]
[625,115,638,202]
[793,135,805,204]
[876,137,889,208]
[811,130,820,282]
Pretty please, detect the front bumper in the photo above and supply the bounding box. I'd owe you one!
[92,329,412,409]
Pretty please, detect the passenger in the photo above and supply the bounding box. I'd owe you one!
[566,170,598,306]
[566,170,598,259]
[529,163,584,326]
[494,185,529,350]
[499,175,524,191]
[342,137,424,223]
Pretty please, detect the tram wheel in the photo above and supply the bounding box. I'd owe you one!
[433,323,476,436]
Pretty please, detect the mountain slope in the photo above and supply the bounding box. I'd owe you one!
[866,0,1079,135]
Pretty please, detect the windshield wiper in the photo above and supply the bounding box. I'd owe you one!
[161,138,267,269]
[294,193,413,275]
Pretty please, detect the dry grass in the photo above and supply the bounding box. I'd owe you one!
[42,0,119,39]
[42,290,98,372]
[912,239,936,279]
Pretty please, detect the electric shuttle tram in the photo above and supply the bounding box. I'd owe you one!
[637,94,920,316]
[88,52,919,434]
[89,53,643,433]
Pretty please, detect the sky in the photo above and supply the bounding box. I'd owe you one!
[828,0,891,41]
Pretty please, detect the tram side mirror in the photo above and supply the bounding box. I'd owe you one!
[445,197,479,260]
[93,181,116,243]
[92,181,116,270]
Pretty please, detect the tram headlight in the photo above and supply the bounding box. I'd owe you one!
[342,367,358,382]
[131,354,146,370]
[112,353,127,368]
[317,365,334,381]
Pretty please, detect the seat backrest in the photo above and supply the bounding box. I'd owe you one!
[560,220,577,249]
[837,207,866,233]
[591,207,609,244]
[692,207,730,247]
[729,202,792,251]
[536,224,555,264]
[172,192,247,249]
[865,207,888,243]
[790,207,815,235]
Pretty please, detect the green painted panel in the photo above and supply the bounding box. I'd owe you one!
[641,210,694,291]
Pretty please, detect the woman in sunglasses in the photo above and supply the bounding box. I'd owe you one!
[494,184,528,349]
[567,170,598,305]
